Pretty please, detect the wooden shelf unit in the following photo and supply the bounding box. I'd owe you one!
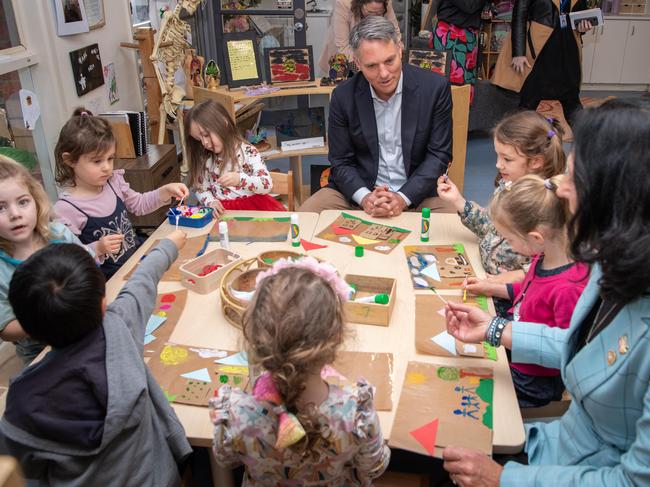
[479,18,511,80]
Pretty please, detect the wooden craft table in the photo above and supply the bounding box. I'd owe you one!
[107,209,525,454]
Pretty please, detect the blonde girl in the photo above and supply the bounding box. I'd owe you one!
[184,100,285,214]
[466,175,589,407]
[53,108,188,279]
[0,156,93,364]
[209,258,390,485]
[437,110,566,282]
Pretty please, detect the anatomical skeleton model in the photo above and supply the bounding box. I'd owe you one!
[151,0,203,174]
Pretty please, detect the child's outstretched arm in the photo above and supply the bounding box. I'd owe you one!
[106,230,186,344]
[353,381,391,481]
[436,175,466,213]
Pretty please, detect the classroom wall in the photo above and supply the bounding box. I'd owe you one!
[10,0,143,177]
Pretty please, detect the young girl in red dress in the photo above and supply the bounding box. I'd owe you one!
[185,100,286,214]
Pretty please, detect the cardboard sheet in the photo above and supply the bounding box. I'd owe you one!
[142,290,188,357]
[404,244,477,290]
[415,294,496,359]
[389,361,494,457]
[125,235,210,281]
[316,212,410,254]
[213,216,290,242]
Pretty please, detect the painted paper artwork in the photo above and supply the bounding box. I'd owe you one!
[212,216,290,242]
[142,290,188,357]
[404,244,476,289]
[264,47,315,84]
[103,62,119,104]
[316,212,411,254]
[407,49,451,78]
[125,234,211,281]
[389,361,494,457]
[415,294,496,360]
[69,43,104,96]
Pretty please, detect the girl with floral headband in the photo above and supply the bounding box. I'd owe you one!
[209,257,390,486]
[462,175,589,408]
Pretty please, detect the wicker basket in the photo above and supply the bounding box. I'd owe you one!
[256,250,304,268]
[220,257,265,328]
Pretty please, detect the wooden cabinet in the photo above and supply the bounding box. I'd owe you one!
[582,17,650,85]
[114,144,179,228]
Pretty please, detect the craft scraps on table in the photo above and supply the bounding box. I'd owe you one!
[213,216,290,243]
[404,244,476,290]
[316,212,410,254]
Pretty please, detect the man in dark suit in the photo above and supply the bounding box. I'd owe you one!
[300,16,453,217]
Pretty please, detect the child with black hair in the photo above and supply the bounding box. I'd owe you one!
[0,231,192,486]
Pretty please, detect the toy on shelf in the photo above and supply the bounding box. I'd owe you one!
[167,205,213,228]
[204,59,221,90]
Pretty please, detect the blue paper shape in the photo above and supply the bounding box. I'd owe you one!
[145,314,167,335]
[214,352,248,366]
[421,263,441,282]
[181,367,211,382]
[144,334,156,345]
[431,331,457,355]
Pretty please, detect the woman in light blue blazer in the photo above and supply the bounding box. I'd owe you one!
[442,98,650,487]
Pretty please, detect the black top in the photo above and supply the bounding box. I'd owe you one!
[437,0,487,29]
[4,325,108,449]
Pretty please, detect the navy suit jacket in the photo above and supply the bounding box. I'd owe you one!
[327,63,452,207]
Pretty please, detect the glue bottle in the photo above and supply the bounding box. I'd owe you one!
[218,221,230,249]
[420,207,430,242]
[291,213,300,247]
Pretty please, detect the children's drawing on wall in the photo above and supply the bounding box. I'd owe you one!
[103,63,119,105]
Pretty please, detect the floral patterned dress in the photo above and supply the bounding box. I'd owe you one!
[195,142,285,211]
[209,379,390,486]
[459,182,531,275]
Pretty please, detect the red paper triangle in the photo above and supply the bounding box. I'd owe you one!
[331,224,355,235]
[301,239,328,251]
[409,418,439,456]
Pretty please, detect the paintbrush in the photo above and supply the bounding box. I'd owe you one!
[463,273,469,303]
[444,162,452,182]
[429,287,448,305]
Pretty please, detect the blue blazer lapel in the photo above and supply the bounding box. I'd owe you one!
[564,266,650,399]
[356,78,379,169]
[401,67,418,175]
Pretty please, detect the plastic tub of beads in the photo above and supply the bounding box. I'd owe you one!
[167,206,213,228]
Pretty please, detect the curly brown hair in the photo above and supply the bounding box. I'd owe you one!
[54,107,116,187]
[242,266,348,455]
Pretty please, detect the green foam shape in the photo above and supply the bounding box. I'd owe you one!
[263,258,274,264]
[453,243,466,254]
[164,391,177,403]
[476,378,494,429]
[483,342,498,361]
[476,295,489,312]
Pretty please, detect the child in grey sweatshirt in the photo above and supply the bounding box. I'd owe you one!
[0,232,192,487]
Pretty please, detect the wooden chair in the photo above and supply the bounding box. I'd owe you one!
[0,457,25,487]
[448,84,471,193]
[270,170,295,211]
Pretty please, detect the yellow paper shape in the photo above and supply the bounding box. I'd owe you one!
[217,365,249,375]
[352,235,380,245]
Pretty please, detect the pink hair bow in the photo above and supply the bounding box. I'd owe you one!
[253,372,306,449]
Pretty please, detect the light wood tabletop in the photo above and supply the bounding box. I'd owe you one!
[106,209,525,453]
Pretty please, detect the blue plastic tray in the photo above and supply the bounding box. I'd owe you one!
[167,207,213,228]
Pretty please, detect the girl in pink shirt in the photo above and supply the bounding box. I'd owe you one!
[53,108,188,279]
[466,174,589,407]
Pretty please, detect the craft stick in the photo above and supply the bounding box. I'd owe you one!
[429,287,448,305]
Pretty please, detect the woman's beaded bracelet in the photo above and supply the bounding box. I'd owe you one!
[486,316,509,347]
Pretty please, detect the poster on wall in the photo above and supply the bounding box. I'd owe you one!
[83,0,106,30]
[69,44,105,97]
[52,0,90,36]
[103,63,119,104]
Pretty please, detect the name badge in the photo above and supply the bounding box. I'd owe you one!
[560,14,568,29]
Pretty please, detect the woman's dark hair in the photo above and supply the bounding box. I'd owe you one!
[351,0,388,20]
[9,244,106,348]
[569,98,650,303]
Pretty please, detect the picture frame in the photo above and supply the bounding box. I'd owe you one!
[222,32,263,88]
[84,0,106,30]
[407,49,451,78]
[52,0,90,36]
[69,43,105,96]
[264,46,315,85]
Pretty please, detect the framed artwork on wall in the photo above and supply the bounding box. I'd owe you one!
[222,32,263,88]
[264,46,315,84]
[69,43,105,96]
[83,0,105,30]
[407,49,451,78]
[52,0,90,36]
